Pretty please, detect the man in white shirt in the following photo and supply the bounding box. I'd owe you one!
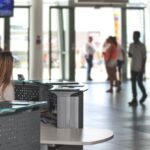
[85,36,95,81]
[128,31,147,106]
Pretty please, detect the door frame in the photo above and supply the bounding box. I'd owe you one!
[122,6,145,80]
[49,4,145,81]
[49,6,75,80]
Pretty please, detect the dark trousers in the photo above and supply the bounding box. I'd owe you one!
[86,54,93,79]
[131,71,147,99]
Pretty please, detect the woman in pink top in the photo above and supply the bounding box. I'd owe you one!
[0,51,14,101]
[105,36,120,93]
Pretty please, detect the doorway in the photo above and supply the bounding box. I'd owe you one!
[49,5,145,82]
[49,6,75,80]
[75,7,122,82]
[126,8,145,79]
[10,7,30,80]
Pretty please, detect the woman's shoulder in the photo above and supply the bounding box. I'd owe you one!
[3,83,15,101]
[5,83,14,90]
[0,82,14,101]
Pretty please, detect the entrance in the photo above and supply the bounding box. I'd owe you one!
[0,7,30,80]
[126,8,145,78]
[49,6,75,80]
[49,5,145,82]
[75,7,121,82]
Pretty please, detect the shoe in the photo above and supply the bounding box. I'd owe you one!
[117,86,121,93]
[140,94,147,104]
[128,99,138,106]
[87,77,93,81]
[106,89,113,93]
[118,81,121,86]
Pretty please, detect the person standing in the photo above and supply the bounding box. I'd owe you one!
[0,51,14,101]
[104,36,120,93]
[85,36,96,81]
[116,42,125,86]
[128,31,147,106]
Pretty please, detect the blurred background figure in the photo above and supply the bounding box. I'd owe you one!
[84,36,96,81]
[103,36,120,93]
[116,38,125,87]
[102,37,111,81]
[128,31,147,106]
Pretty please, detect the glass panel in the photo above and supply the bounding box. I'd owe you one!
[44,0,68,1]
[50,8,69,80]
[75,7,121,82]
[43,4,49,80]
[14,0,31,2]
[14,0,31,6]
[129,0,147,4]
[43,0,69,6]
[0,19,4,49]
[50,9,61,80]
[126,9,144,78]
[14,0,31,3]
[10,8,29,80]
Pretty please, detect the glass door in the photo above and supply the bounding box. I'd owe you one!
[126,8,145,78]
[49,6,122,82]
[10,7,30,80]
[49,6,75,80]
[0,19,4,49]
[75,7,122,82]
[49,5,146,81]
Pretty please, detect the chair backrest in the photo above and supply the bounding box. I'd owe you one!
[15,83,40,101]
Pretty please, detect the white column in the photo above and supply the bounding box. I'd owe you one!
[29,0,43,80]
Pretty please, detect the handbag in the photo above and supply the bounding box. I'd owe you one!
[107,59,117,67]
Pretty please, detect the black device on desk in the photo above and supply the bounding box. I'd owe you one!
[18,74,25,81]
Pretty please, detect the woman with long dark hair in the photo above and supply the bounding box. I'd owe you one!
[0,51,14,101]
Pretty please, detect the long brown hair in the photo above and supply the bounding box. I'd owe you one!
[0,51,13,93]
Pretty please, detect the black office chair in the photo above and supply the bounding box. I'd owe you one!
[14,82,40,101]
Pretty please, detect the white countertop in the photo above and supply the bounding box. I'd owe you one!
[40,124,114,145]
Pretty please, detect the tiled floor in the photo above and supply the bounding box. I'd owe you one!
[83,80,150,150]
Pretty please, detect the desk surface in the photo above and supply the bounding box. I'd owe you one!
[40,124,114,145]
[50,85,88,92]
[0,101,47,115]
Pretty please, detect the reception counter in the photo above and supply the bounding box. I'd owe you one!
[0,101,46,150]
